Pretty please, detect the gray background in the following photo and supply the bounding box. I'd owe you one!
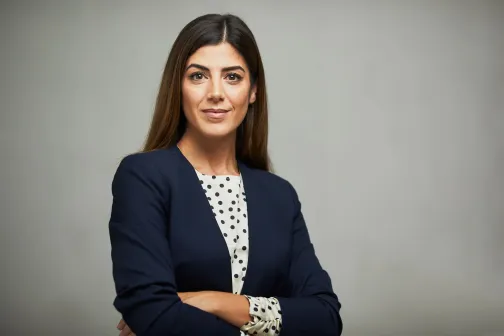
[1,0,503,335]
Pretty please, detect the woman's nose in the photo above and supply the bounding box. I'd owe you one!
[207,91,224,101]
[207,79,224,101]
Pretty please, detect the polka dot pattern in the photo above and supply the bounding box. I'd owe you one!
[196,169,283,335]
[196,170,249,296]
[241,296,283,335]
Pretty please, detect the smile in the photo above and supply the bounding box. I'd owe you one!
[202,109,229,120]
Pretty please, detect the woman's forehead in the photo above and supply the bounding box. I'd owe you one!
[186,43,247,71]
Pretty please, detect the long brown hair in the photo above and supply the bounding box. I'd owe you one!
[142,14,271,171]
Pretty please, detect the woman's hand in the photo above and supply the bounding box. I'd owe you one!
[117,318,135,336]
[178,291,219,313]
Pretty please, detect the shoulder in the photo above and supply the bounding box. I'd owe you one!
[111,147,180,191]
[117,147,179,172]
[114,146,183,177]
[243,165,301,208]
[252,168,294,190]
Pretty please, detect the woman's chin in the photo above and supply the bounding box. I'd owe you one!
[199,125,236,140]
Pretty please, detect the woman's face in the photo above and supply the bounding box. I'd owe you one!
[181,42,256,140]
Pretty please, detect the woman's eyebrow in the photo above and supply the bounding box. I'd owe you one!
[221,65,245,72]
[185,63,245,73]
[185,63,209,72]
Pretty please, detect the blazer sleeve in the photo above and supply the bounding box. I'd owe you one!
[276,183,343,336]
[108,155,238,336]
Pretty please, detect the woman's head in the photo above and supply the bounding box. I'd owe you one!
[143,13,270,171]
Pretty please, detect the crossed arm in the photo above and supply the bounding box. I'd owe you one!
[117,291,250,336]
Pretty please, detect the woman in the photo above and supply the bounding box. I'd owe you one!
[109,13,343,336]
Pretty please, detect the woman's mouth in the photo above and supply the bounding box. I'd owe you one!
[202,109,229,120]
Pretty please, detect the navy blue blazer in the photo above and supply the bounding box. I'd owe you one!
[109,146,342,335]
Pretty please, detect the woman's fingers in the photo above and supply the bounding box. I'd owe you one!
[119,323,133,336]
[117,318,126,330]
[117,318,135,336]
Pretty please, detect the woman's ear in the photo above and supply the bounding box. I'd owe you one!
[249,84,257,104]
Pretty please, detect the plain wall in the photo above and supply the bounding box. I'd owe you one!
[0,0,503,335]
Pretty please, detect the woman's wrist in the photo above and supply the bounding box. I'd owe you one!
[212,292,251,327]
[212,292,246,312]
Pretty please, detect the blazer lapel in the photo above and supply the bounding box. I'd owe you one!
[238,162,269,296]
[173,147,233,293]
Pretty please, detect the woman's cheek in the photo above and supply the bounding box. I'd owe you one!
[228,87,251,107]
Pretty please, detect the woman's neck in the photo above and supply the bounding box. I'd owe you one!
[177,129,239,176]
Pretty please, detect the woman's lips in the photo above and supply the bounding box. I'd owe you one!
[202,109,229,120]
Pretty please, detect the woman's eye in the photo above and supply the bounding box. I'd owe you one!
[189,72,205,80]
[226,73,242,81]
